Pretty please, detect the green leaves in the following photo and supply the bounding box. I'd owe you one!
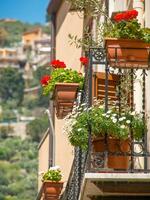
[0,67,25,106]
[43,68,84,96]
[104,19,150,43]
[0,137,38,200]
[66,104,145,150]
[42,168,62,182]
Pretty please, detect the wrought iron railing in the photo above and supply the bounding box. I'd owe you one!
[87,47,150,173]
[61,47,150,199]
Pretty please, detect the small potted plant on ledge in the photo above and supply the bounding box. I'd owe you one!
[104,9,150,68]
[40,59,84,119]
[64,101,145,169]
[41,166,63,200]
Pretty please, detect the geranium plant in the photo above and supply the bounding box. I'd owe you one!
[40,59,84,96]
[42,166,62,182]
[64,100,146,150]
[104,9,150,42]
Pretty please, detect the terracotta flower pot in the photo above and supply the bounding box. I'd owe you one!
[92,137,106,152]
[107,137,131,170]
[43,181,63,200]
[54,83,79,119]
[92,136,130,170]
[105,38,150,68]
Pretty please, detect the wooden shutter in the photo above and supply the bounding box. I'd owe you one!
[93,72,119,101]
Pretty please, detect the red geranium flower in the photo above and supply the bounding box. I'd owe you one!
[50,59,66,68]
[40,75,51,86]
[80,56,89,65]
[113,10,138,22]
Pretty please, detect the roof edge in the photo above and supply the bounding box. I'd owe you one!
[47,0,62,15]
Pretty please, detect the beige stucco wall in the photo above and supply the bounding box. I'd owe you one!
[38,131,50,190]
[54,2,84,184]
[56,1,84,71]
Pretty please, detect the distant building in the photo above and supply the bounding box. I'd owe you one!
[22,27,51,68]
[0,18,17,23]
[0,48,22,68]
[22,27,43,50]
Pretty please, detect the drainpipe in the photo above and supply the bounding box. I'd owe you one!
[47,13,56,167]
[45,109,55,167]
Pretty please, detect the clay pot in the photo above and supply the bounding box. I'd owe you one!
[107,138,131,170]
[54,83,79,119]
[43,181,63,200]
[92,137,131,170]
[105,38,150,68]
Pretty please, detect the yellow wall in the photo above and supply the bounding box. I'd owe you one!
[22,28,42,46]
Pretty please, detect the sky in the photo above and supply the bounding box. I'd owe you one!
[0,0,50,24]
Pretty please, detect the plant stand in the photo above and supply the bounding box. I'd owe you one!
[42,181,63,200]
[105,38,150,68]
[54,83,79,119]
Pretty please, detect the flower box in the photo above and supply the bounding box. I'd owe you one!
[42,181,63,200]
[105,38,150,68]
[54,83,79,119]
[105,38,150,69]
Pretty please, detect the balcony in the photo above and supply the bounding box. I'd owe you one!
[60,47,150,200]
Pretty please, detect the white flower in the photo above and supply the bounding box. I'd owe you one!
[83,108,88,111]
[126,120,131,124]
[112,113,117,117]
[81,103,86,106]
[120,125,125,129]
[49,166,60,170]
[119,117,124,121]
[102,113,106,116]
[107,110,112,114]
[106,115,110,118]
[77,128,82,131]
[112,118,117,123]
[131,111,136,115]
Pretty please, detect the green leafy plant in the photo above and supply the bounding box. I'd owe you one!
[40,59,84,96]
[104,10,150,43]
[64,101,146,150]
[41,166,62,182]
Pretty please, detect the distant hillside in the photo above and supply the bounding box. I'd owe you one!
[0,20,50,47]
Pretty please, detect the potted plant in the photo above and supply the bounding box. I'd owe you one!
[41,166,63,199]
[64,101,145,169]
[104,9,150,68]
[40,59,84,118]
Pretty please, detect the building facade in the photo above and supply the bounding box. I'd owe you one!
[37,0,150,199]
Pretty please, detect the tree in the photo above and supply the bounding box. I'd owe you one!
[0,27,8,46]
[34,65,50,107]
[0,68,25,105]
[0,137,38,200]
[26,115,49,142]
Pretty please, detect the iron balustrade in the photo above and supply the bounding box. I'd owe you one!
[61,46,150,200]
